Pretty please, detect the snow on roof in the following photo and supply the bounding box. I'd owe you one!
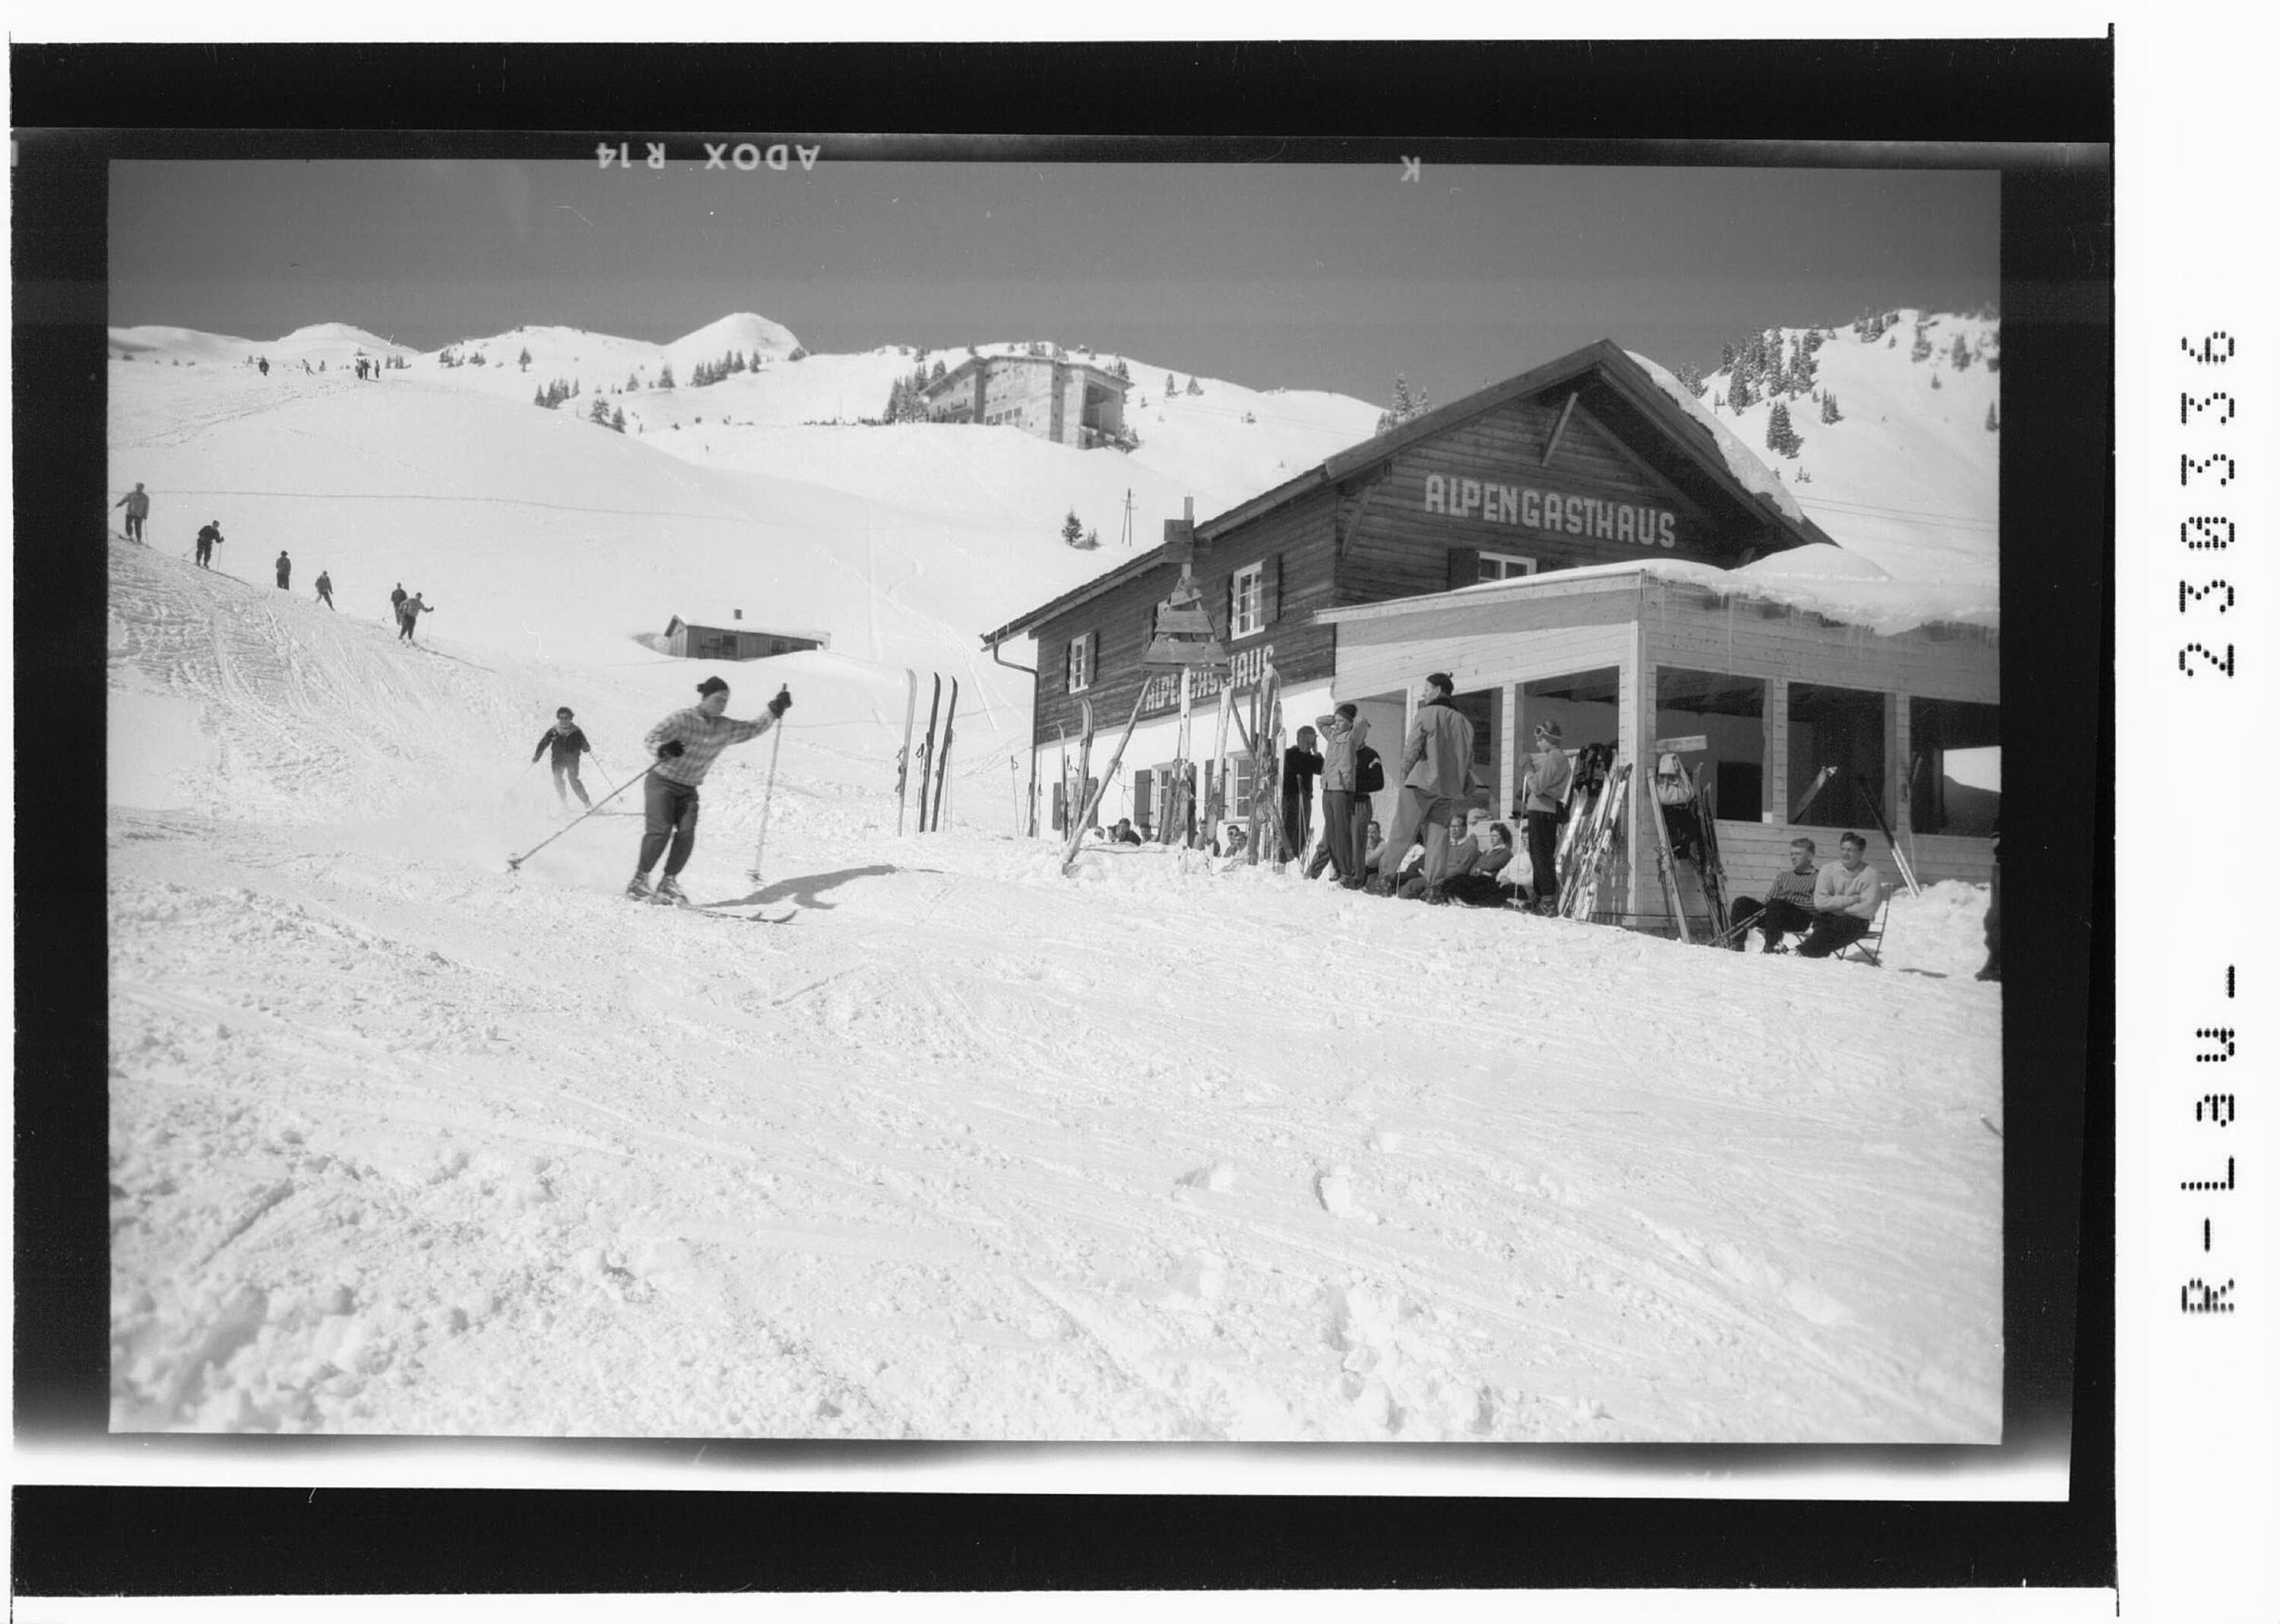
[667,610,831,642]
[1322,552,1995,639]
[1626,350,1806,524]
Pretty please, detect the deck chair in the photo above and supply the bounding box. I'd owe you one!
[1741,887,1889,961]
[1835,888,1893,967]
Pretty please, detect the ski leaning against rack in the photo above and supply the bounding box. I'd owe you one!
[1558,760,1630,920]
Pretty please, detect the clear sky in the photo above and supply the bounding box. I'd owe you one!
[111,157,1998,407]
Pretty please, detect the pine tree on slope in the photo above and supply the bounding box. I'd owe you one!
[1765,400,1803,457]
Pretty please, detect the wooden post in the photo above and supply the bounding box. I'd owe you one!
[1498,681,1522,817]
[1765,676,1789,825]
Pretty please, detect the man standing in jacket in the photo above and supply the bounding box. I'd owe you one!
[1376,672,1476,897]
[628,675,790,904]
[1795,831,1884,958]
[275,550,292,590]
[1517,720,1574,915]
[397,590,434,641]
[533,707,595,812]
[1313,702,1371,888]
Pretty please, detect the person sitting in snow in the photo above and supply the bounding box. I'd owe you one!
[628,676,790,904]
[533,707,595,812]
[1357,820,1388,886]
[1794,831,1884,959]
[1399,808,1493,901]
[1724,836,1821,951]
[1439,820,1522,907]
[1111,818,1143,846]
[397,590,434,641]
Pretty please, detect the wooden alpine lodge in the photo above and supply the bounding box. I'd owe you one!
[980,339,1998,931]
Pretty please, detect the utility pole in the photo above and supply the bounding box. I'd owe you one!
[1121,488,1135,547]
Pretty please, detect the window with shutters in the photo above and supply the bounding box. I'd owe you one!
[1230,562,1265,638]
[1066,631,1094,693]
[1477,551,1537,581]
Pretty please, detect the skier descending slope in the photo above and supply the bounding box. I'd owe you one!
[628,675,792,904]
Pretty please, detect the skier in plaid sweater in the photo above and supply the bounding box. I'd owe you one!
[627,675,791,903]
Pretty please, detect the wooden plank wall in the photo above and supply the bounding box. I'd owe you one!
[1715,820,1994,900]
[1331,590,1636,701]
[1338,396,1765,608]
[1029,487,1341,748]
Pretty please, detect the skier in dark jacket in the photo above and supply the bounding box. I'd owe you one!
[533,708,595,811]
[194,521,223,568]
[628,676,790,904]
[389,583,407,618]
[397,591,433,641]
[274,550,292,590]
[315,569,335,609]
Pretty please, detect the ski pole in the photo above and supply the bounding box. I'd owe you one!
[747,718,785,882]
[501,756,538,806]
[506,764,654,870]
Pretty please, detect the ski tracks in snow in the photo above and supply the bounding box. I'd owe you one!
[105,585,2002,1439]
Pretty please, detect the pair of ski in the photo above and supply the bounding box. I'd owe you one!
[1556,760,1631,920]
[1645,766,1733,945]
[632,886,794,925]
[896,671,959,835]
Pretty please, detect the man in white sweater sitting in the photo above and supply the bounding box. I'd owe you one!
[1794,831,1885,959]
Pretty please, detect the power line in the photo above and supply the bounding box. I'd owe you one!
[1794,493,1998,530]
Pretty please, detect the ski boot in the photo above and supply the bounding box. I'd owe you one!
[625,873,653,901]
[654,874,689,906]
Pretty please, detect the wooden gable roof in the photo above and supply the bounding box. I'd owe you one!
[980,339,1833,648]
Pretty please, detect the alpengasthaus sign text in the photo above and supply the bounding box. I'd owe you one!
[1140,644,1269,714]
[1423,473,1677,549]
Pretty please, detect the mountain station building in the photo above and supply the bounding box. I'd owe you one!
[663,610,828,662]
[920,353,1131,448]
[979,340,1998,930]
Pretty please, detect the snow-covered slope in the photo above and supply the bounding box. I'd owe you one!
[106,533,2002,1440]
[104,321,1389,779]
[1659,311,2001,586]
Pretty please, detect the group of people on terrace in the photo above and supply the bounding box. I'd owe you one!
[1098,666,1898,957]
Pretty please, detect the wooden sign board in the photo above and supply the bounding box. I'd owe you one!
[1142,635,1226,668]
[1652,734,1708,755]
